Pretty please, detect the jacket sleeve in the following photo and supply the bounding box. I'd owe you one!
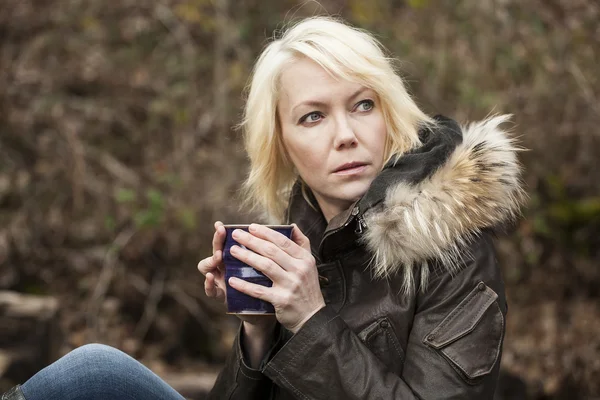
[261,235,506,399]
[207,323,288,400]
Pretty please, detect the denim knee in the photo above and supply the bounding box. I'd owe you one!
[68,343,128,363]
[21,343,185,400]
[20,343,135,400]
[63,343,136,377]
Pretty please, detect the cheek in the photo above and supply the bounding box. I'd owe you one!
[291,146,325,172]
[284,136,327,172]
[365,115,388,162]
[378,124,388,156]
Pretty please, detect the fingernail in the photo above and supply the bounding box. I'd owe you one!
[233,229,243,238]
[249,224,258,232]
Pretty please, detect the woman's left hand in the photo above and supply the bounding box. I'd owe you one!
[228,223,325,334]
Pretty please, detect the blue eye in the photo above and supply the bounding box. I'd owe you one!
[307,113,321,122]
[299,112,322,124]
[356,100,374,112]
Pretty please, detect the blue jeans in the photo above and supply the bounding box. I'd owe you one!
[20,344,186,400]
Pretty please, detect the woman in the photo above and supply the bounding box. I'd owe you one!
[200,16,524,399]
[2,16,524,400]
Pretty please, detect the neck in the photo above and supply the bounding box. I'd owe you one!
[313,192,353,223]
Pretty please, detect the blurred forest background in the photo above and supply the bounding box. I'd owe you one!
[1,0,599,399]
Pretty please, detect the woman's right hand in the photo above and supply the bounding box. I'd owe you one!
[197,221,277,329]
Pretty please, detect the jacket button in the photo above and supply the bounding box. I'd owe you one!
[426,334,435,342]
[477,282,486,291]
[318,275,330,287]
[380,320,389,329]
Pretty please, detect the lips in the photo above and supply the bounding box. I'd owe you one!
[333,161,368,173]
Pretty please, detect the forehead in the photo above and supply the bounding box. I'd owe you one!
[277,57,364,109]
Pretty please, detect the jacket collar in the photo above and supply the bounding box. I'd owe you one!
[285,180,328,258]
[286,114,525,290]
[286,115,463,254]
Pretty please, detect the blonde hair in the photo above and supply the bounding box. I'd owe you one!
[240,16,435,222]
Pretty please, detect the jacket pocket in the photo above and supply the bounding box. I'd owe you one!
[358,316,405,375]
[423,281,504,383]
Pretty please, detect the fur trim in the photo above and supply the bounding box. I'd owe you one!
[361,115,526,294]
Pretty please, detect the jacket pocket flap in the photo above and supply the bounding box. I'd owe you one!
[424,281,498,350]
[358,317,406,375]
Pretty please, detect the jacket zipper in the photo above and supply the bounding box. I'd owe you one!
[355,212,367,235]
[318,205,366,257]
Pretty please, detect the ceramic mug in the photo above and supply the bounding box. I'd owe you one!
[223,224,294,314]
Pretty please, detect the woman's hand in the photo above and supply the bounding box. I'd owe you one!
[227,223,325,334]
[198,221,227,302]
[197,221,276,330]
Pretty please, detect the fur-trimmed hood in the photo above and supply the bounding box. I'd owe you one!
[286,114,526,293]
[360,114,526,293]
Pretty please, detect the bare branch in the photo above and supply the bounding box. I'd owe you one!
[133,268,166,341]
[86,228,137,341]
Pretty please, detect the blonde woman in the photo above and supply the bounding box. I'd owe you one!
[200,16,525,400]
[2,16,524,400]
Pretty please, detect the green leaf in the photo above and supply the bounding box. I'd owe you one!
[105,215,117,231]
[157,173,183,188]
[408,0,430,9]
[177,208,196,230]
[532,215,550,236]
[146,189,164,209]
[115,188,136,203]
[546,175,566,200]
[175,108,189,126]
[574,198,600,220]
[134,209,161,228]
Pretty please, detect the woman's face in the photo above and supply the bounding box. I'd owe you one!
[277,58,387,221]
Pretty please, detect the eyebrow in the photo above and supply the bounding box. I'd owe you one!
[291,87,371,115]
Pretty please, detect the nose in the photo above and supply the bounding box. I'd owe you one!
[333,114,358,150]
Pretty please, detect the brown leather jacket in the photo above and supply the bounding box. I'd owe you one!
[208,115,525,400]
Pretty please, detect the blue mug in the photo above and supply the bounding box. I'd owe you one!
[223,224,294,314]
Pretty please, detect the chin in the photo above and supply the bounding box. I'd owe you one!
[337,180,371,203]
